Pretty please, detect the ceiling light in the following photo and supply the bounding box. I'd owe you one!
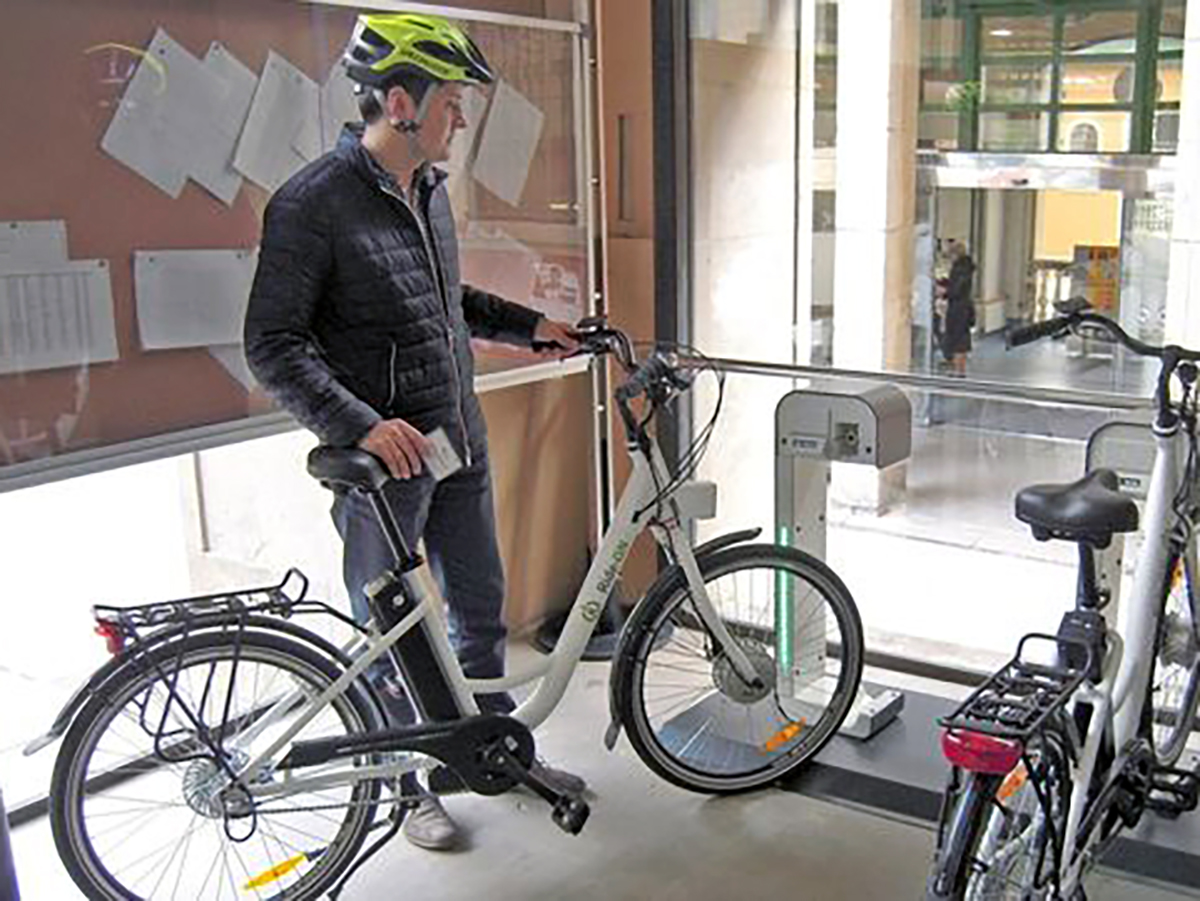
[990,29,1014,37]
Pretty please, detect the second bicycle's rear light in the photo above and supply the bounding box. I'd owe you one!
[940,729,1024,774]
[94,619,126,656]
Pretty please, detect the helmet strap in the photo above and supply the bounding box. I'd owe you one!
[383,86,435,140]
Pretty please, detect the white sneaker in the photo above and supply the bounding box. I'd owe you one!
[402,796,460,851]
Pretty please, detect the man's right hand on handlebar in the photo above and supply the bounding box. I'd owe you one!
[359,419,432,480]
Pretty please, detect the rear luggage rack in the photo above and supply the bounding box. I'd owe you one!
[90,569,356,640]
[940,633,1092,742]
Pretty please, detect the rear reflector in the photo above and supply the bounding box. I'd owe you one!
[941,729,1023,775]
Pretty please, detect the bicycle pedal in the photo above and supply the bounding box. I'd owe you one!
[1148,766,1200,817]
[551,795,590,835]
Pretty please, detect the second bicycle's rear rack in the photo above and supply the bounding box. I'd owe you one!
[940,633,1093,742]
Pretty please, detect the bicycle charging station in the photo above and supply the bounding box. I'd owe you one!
[1083,420,1157,629]
[775,383,911,739]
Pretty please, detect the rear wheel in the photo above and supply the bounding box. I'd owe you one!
[614,544,863,793]
[51,629,382,900]
[1149,548,1200,766]
[928,734,1068,900]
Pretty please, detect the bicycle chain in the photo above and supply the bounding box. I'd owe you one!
[248,781,419,817]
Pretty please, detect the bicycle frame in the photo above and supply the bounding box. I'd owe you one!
[233,433,758,797]
[1051,422,1194,890]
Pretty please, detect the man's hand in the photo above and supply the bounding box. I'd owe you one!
[533,318,581,357]
[359,419,431,480]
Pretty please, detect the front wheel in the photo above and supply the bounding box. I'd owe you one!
[613,544,863,793]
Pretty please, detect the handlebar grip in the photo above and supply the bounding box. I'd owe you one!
[1007,316,1071,349]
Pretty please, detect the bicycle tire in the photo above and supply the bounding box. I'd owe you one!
[51,628,382,900]
[927,734,1068,900]
[1149,547,1200,767]
[612,543,863,794]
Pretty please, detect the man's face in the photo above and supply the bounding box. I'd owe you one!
[415,83,468,163]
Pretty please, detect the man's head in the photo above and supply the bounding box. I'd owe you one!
[342,13,491,162]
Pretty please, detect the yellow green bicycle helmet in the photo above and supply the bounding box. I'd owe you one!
[342,13,494,88]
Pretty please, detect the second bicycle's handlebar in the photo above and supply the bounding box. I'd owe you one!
[1007,304,1200,428]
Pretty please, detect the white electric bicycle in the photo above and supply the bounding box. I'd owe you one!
[31,320,864,900]
[927,308,1200,899]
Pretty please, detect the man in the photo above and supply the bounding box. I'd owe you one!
[244,12,581,851]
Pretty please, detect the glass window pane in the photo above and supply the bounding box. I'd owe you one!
[981,63,1051,105]
[979,111,1049,151]
[919,111,960,151]
[1162,4,1187,40]
[1154,111,1181,153]
[981,15,1053,58]
[1059,61,1135,105]
[1056,111,1131,153]
[1061,10,1139,55]
[1158,58,1183,104]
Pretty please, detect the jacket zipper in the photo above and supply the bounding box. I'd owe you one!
[386,340,398,411]
[379,180,473,467]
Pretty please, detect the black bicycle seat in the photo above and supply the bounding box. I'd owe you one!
[307,447,389,492]
[1015,468,1138,546]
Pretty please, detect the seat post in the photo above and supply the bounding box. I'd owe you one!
[367,488,418,570]
[1075,542,1103,609]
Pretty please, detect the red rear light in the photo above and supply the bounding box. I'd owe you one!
[95,620,126,656]
[941,729,1023,774]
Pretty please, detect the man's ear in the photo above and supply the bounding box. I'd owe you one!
[383,85,417,125]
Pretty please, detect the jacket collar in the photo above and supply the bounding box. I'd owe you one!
[337,124,449,199]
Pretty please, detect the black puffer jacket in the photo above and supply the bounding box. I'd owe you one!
[244,127,542,460]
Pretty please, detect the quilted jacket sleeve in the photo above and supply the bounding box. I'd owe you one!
[461,284,544,346]
[244,192,381,447]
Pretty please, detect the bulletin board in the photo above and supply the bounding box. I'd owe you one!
[0,0,593,491]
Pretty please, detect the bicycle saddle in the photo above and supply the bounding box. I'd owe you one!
[307,446,389,491]
[1015,468,1138,546]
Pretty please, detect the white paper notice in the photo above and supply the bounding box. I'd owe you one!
[0,221,68,269]
[234,52,319,192]
[134,249,258,349]
[208,343,257,391]
[194,43,259,206]
[472,80,544,206]
[100,29,227,199]
[0,261,120,375]
[445,87,489,179]
[319,66,361,152]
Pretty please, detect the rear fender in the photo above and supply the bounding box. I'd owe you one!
[24,613,364,755]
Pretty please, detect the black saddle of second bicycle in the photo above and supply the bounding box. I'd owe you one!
[1015,468,1138,545]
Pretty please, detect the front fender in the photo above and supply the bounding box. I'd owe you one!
[24,613,361,756]
[602,527,762,750]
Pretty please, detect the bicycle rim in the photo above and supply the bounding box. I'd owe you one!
[1150,550,1200,766]
[52,631,380,900]
[624,546,862,792]
[964,738,1066,900]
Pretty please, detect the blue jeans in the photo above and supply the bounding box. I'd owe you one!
[331,453,514,724]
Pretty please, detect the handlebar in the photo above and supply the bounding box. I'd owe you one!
[614,352,691,403]
[1006,304,1200,428]
[1006,316,1072,349]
